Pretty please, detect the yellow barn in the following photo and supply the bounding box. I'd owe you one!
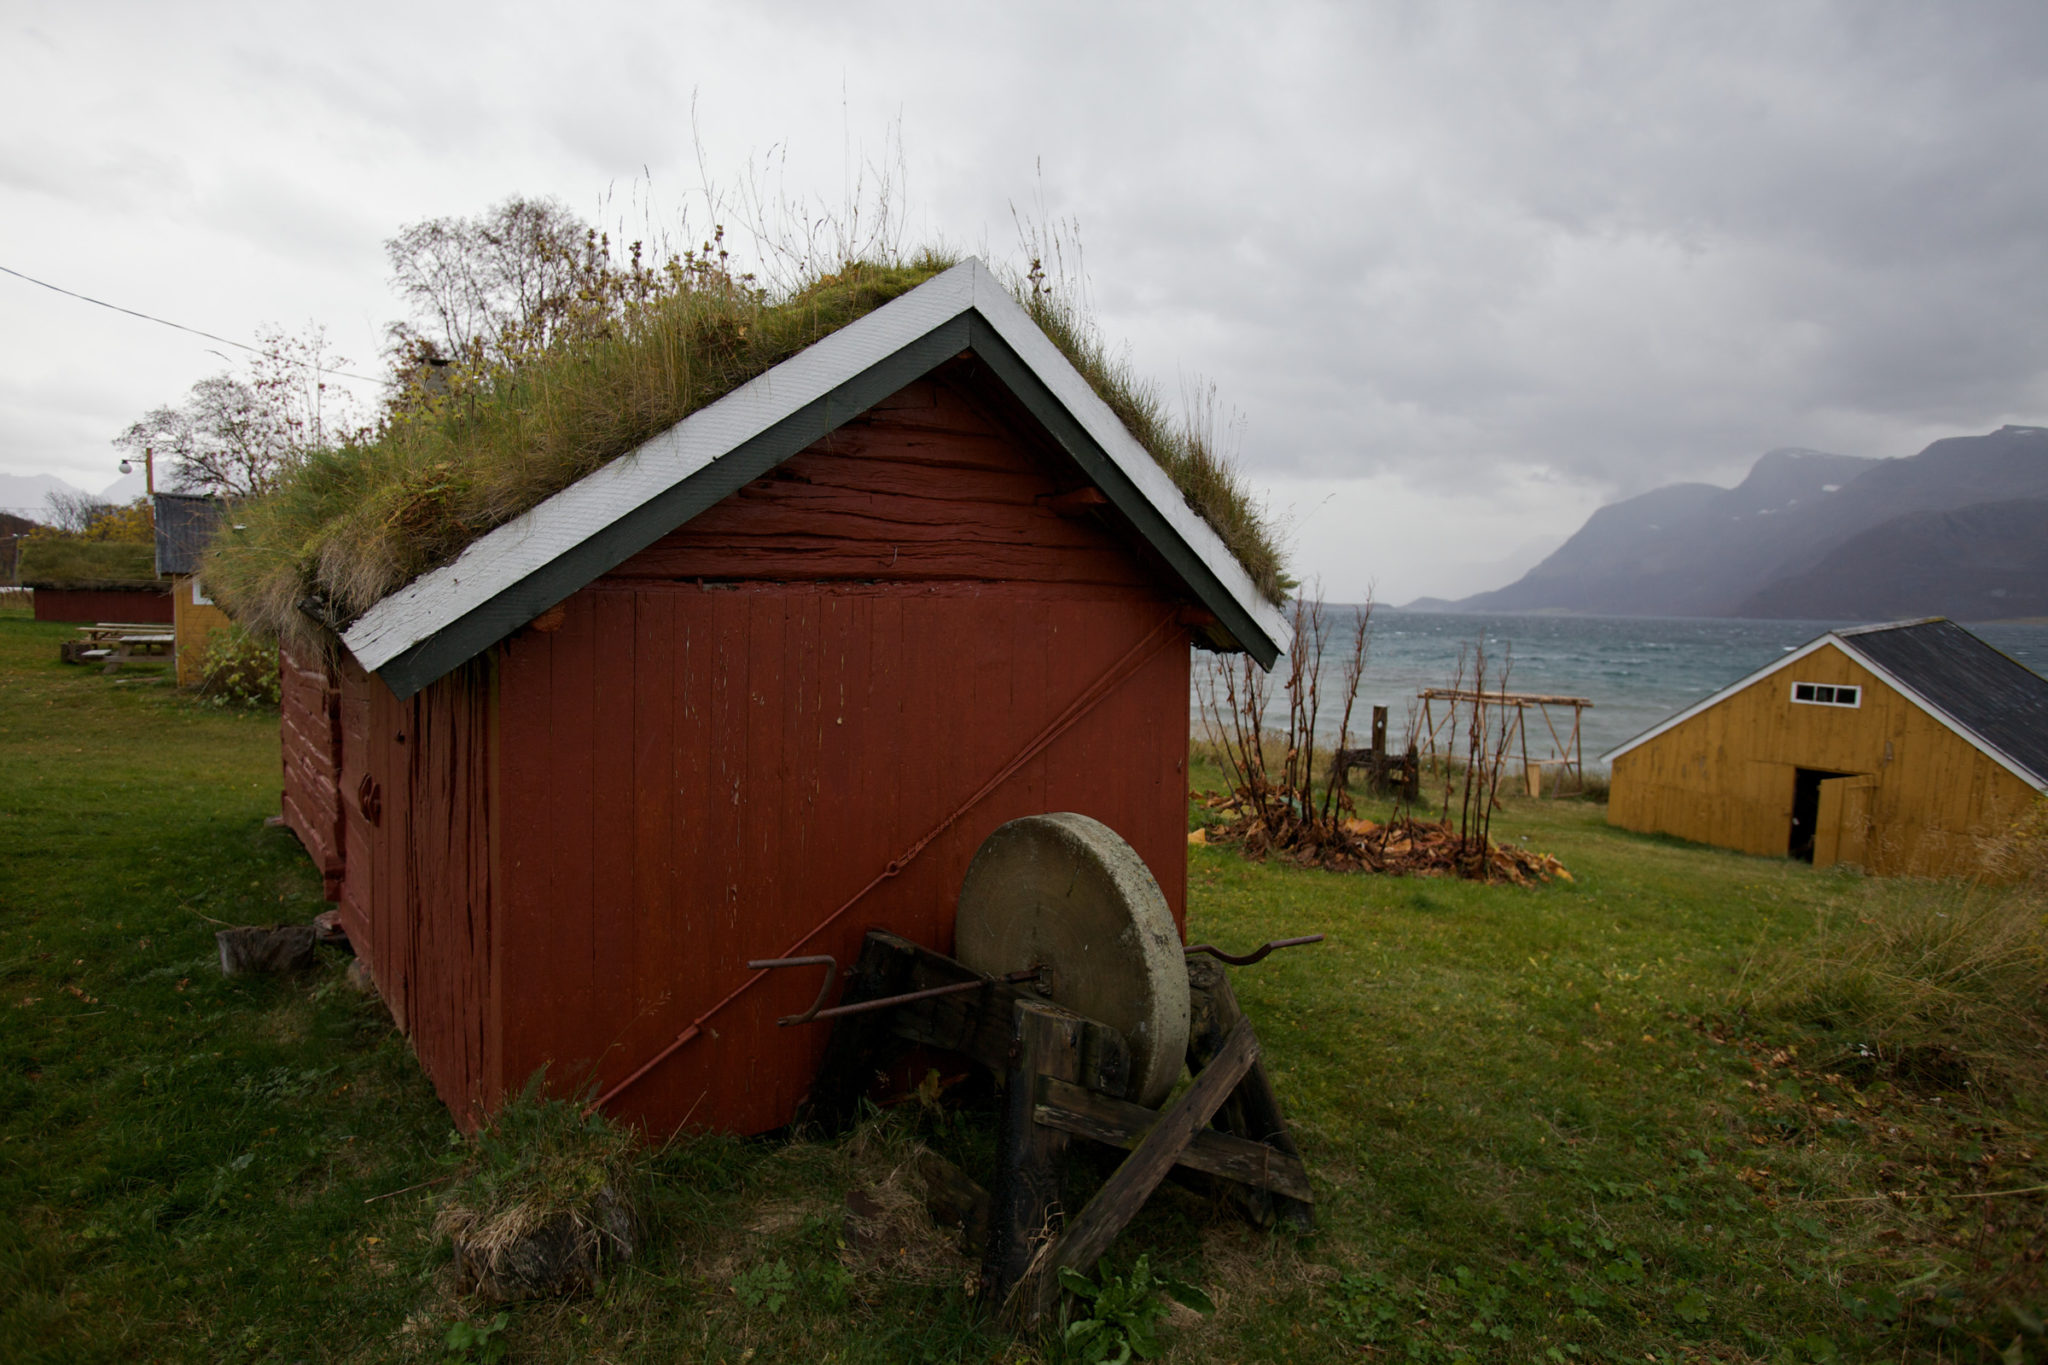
[152,492,232,688]
[1605,619,2048,877]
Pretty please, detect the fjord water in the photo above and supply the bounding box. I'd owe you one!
[1200,610,2048,767]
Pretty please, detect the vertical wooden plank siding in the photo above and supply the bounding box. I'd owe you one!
[484,371,1199,1135]
[1608,643,2039,876]
[170,576,233,687]
[334,654,499,1124]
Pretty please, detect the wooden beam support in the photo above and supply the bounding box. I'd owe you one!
[983,1001,1085,1309]
[1033,1075,1312,1203]
[1016,1016,1261,1325]
[875,931,1130,1098]
[1187,956,1315,1230]
[793,933,919,1133]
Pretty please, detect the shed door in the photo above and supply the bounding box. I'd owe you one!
[1813,774,1878,871]
[1789,766,1856,862]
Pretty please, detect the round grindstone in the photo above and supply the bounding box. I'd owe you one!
[953,813,1189,1107]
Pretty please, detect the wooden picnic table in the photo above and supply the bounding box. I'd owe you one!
[81,633,175,674]
[75,622,167,643]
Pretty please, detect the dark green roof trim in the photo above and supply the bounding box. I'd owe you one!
[964,315,1274,667]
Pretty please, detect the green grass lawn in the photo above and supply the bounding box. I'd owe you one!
[3,601,2042,1363]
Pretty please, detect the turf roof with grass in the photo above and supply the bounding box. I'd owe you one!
[17,538,159,590]
[208,254,1287,655]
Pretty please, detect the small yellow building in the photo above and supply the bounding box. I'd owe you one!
[152,493,232,688]
[1605,619,2048,877]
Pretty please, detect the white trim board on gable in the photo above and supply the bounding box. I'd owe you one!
[1602,628,2048,792]
[340,259,1290,699]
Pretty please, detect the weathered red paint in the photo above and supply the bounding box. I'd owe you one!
[278,644,346,900]
[31,587,172,623]
[313,365,1201,1135]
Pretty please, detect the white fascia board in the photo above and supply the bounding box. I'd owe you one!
[343,258,1290,676]
[343,262,985,673]
[1601,630,2048,792]
[1600,634,1839,763]
[964,270,1293,660]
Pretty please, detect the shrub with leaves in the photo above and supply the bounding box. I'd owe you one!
[1057,1255,1213,1364]
[197,625,281,707]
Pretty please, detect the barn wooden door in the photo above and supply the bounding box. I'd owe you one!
[1813,774,1877,870]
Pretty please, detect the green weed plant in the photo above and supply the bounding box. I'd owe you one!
[1057,1254,1212,1363]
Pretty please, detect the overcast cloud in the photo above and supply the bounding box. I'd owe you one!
[4,0,2044,601]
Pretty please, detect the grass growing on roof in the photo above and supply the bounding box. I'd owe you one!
[15,539,158,588]
[207,257,954,652]
[207,251,1288,655]
[1017,268,1287,605]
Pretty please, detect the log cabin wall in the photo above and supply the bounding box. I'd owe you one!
[337,653,500,1125]
[489,371,1197,1135]
[1608,642,2038,876]
[278,642,346,901]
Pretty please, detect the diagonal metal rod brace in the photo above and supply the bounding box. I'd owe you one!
[751,949,1048,1028]
[1183,934,1325,967]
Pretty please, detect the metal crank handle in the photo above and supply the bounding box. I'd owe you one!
[746,954,840,1026]
[1182,933,1325,966]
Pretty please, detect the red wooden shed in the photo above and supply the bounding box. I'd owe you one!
[18,538,173,624]
[280,260,1288,1136]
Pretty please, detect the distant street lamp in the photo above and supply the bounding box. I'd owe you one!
[118,446,155,496]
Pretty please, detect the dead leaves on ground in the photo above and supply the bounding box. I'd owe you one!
[1189,789,1571,885]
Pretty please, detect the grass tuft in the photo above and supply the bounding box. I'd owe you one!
[1740,803,2048,1091]
[433,1076,643,1301]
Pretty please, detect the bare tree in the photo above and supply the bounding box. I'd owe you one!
[1199,590,1372,857]
[114,327,365,496]
[41,489,121,535]
[384,196,604,373]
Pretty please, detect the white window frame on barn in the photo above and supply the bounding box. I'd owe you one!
[1790,681,1860,708]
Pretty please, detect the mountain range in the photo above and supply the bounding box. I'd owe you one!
[1411,426,2048,621]
[0,471,150,524]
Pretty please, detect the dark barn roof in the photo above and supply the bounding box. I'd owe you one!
[1839,618,2048,787]
[154,492,225,577]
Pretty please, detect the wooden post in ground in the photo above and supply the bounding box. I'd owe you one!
[983,1001,1084,1311]
[1369,704,1390,792]
[794,934,918,1133]
[1186,956,1314,1230]
[1021,1016,1262,1324]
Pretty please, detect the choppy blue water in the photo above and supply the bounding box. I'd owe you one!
[1197,610,2048,768]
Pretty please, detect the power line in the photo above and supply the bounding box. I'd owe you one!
[0,262,392,386]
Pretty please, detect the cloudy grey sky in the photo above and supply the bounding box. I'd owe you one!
[4,0,2045,602]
